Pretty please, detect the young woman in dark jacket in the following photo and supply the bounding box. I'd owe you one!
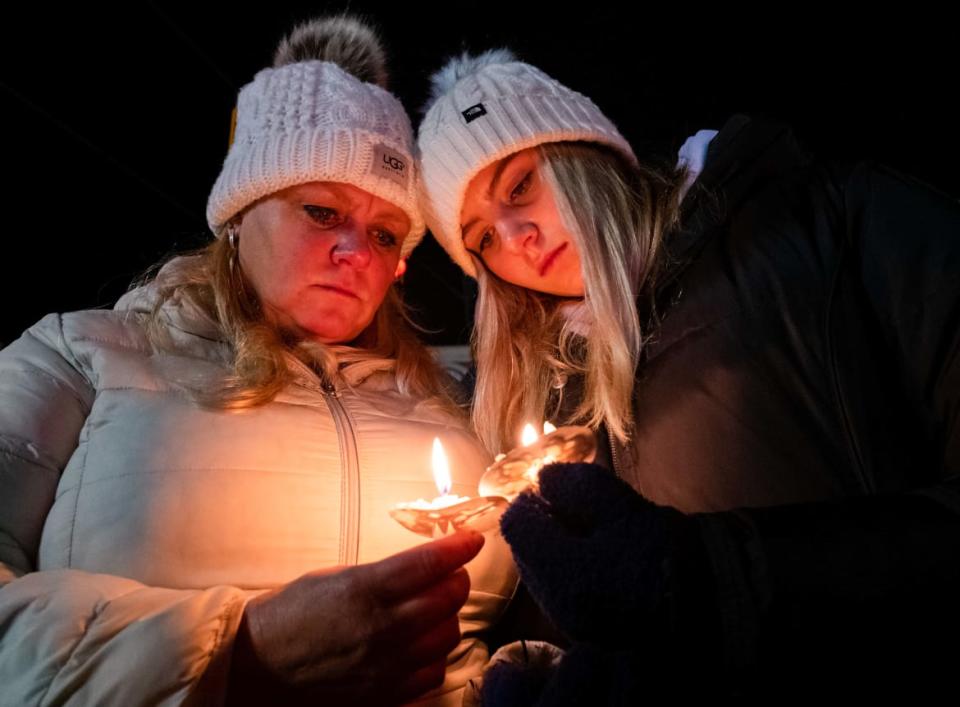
[418,50,960,701]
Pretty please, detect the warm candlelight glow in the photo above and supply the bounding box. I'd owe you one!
[390,436,508,537]
[480,425,598,500]
[521,424,538,447]
[432,438,451,496]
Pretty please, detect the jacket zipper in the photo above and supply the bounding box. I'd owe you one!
[322,379,361,565]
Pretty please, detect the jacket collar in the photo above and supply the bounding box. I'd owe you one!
[113,256,404,391]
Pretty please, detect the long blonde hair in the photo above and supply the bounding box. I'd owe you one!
[471,142,686,453]
[139,235,461,413]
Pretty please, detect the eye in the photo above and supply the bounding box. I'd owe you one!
[477,229,495,252]
[509,171,534,202]
[372,229,398,249]
[304,205,343,227]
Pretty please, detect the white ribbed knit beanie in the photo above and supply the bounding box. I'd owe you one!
[207,17,426,257]
[417,50,637,278]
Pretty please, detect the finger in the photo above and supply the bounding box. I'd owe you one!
[389,567,471,635]
[538,463,637,524]
[367,531,484,603]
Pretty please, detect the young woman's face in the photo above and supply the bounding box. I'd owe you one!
[460,148,585,297]
[237,182,410,344]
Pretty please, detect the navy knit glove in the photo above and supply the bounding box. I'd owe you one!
[499,463,693,645]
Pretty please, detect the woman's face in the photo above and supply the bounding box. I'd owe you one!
[460,148,585,297]
[237,182,410,344]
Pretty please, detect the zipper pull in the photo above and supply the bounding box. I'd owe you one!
[321,378,339,397]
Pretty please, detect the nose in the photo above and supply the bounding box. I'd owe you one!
[497,216,540,256]
[330,221,372,268]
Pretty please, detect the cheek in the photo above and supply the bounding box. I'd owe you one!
[242,236,313,305]
[486,254,529,288]
[371,250,402,283]
[239,237,273,297]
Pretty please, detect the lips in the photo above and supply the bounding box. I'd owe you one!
[539,243,568,277]
[313,284,359,299]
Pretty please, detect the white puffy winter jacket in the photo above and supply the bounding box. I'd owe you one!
[0,263,516,706]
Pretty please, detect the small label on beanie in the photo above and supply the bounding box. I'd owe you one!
[372,144,409,188]
[462,103,487,124]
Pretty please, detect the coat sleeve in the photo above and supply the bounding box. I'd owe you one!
[690,163,960,692]
[0,314,249,707]
[0,313,92,580]
[0,570,249,707]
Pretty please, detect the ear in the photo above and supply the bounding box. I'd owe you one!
[394,258,408,279]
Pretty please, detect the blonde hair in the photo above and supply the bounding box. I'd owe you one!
[471,142,686,453]
[139,235,461,413]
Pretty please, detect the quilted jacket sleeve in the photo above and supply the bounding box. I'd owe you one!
[0,570,248,707]
[0,313,92,580]
[0,314,249,707]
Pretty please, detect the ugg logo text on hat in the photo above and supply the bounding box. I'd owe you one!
[462,103,487,123]
[372,144,409,188]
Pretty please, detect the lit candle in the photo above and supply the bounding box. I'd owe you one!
[521,421,557,448]
[390,438,508,537]
[479,422,597,499]
[521,424,539,447]
[398,438,472,510]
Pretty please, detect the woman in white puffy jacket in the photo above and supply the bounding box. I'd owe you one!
[0,16,515,707]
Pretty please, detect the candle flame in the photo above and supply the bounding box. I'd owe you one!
[432,437,451,496]
[543,421,557,434]
[521,424,538,447]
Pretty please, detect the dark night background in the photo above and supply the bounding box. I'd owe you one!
[2,2,957,347]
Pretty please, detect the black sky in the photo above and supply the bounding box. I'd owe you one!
[2,2,956,345]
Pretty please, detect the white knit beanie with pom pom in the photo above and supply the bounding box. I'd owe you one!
[207,16,426,256]
[417,50,637,278]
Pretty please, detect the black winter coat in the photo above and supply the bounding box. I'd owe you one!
[603,114,960,695]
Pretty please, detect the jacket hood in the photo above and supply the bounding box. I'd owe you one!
[114,256,225,343]
[657,114,812,294]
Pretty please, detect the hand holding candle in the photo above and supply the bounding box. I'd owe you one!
[479,423,597,500]
[232,531,484,703]
[390,438,508,538]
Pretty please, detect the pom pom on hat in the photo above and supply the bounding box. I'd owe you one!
[273,15,389,87]
[424,48,517,114]
[207,15,426,256]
